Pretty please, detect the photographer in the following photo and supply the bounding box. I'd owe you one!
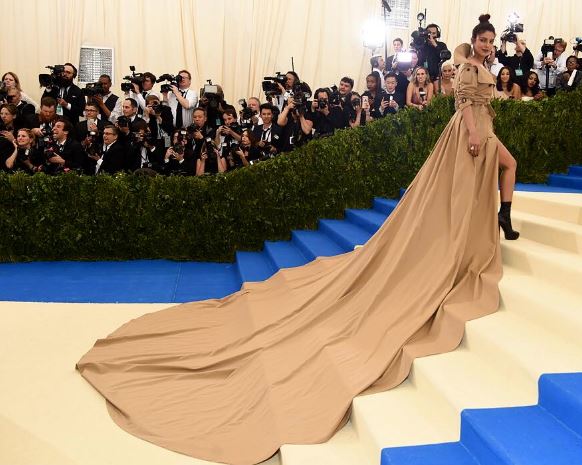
[4,88,35,125]
[2,72,39,110]
[0,104,19,138]
[143,95,174,148]
[498,38,534,87]
[344,92,368,128]
[196,139,227,176]
[338,77,355,104]
[126,121,164,172]
[41,63,85,122]
[310,88,348,137]
[163,129,195,176]
[162,69,198,129]
[384,74,405,112]
[534,39,568,95]
[387,38,405,71]
[91,74,121,123]
[276,96,313,152]
[75,102,105,143]
[556,55,582,91]
[362,73,389,119]
[252,103,283,156]
[92,125,125,175]
[417,24,449,82]
[45,117,85,174]
[189,107,216,157]
[116,98,145,144]
[229,129,261,169]
[4,129,42,173]
[199,84,229,130]
[127,72,160,115]
[215,108,242,158]
[28,97,59,150]
[239,97,262,127]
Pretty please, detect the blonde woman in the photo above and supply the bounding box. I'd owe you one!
[433,62,454,96]
[406,66,433,110]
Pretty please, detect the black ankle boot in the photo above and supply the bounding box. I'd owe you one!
[498,202,520,240]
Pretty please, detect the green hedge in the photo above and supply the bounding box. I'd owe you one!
[1,89,581,262]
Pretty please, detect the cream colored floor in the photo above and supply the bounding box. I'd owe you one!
[1,191,581,465]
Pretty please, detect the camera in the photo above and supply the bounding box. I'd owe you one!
[117,116,130,128]
[500,13,524,43]
[238,99,257,128]
[200,80,222,109]
[157,73,183,93]
[120,66,145,93]
[38,65,65,90]
[262,72,287,96]
[317,98,328,110]
[81,82,106,97]
[288,81,312,114]
[541,36,562,57]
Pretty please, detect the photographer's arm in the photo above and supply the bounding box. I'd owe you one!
[299,114,313,134]
[196,157,205,176]
[217,151,227,173]
[277,106,290,127]
[5,141,17,170]
[349,107,362,128]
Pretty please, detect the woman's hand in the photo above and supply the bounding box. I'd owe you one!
[468,131,480,157]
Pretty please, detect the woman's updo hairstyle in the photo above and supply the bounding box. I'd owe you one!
[472,14,496,41]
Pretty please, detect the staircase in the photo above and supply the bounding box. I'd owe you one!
[277,175,582,465]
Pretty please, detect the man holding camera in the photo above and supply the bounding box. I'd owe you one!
[116,98,145,143]
[91,74,122,123]
[126,121,164,172]
[127,72,160,116]
[162,70,198,129]
[42,63,85,123]
[251,103,283,157]
[28,97,59,151]
[90,125,125,175]
[276,96,313,152]
[44,117,85,173]
[215,108,242,159]
[417,24,449,81]
[310,88,348,138]
[143,95,174,148]
[534,39,568,96]
[498,38,534,87]
[5,89,35,125]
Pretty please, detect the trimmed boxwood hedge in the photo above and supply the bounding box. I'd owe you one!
[1,89,581,262]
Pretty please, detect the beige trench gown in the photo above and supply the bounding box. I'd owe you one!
[77,44,502,465]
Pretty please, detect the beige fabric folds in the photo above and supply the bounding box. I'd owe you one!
[77,45,502,465]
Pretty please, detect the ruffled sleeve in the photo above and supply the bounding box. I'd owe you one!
[455,63,478,110]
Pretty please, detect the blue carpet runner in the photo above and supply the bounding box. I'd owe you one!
[381,373,582,465]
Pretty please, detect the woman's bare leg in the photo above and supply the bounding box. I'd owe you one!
[498,140,517,202]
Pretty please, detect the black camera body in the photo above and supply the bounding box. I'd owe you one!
[262,72,287,96]
[501,23,524,44]
[120,66,145,93]
[411,27,430,48]
[200,81,222,109]
[38,65,66,90]
[289,81,312,114]
[157,73,184,93]
[82,82,106,97]
[117,116,130,128]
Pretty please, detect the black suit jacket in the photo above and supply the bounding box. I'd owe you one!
[50,137,85,172]
[75,119,105,142]
[43,84,86,122]
[251,123,284,154]
[127,144,165,172]
[96,141,125,175]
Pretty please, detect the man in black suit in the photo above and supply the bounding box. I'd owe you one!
[6,88,35,126]
[126,122,164,172]
[383,73,406,114]
[42,63,85,123]
[116,98,145,145]
[251,103,283,157]
[46,117,85,173]
[143,95,174,149]
[75,102,105,142]
[93,125,125,175]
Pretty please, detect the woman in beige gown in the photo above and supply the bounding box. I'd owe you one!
[77,15,519,465]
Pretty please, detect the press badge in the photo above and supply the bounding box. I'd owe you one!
[515,69,523,77]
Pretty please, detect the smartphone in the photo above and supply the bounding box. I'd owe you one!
[362,96,369,106]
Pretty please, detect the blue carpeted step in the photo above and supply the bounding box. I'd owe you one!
[318,219,373,250]
[548,174,582,190]
[382,442,478,465]
[460,406,582,465]
[235,251,276,283]
[173,262,241,302]
[373,197,399,215]
[263,241,310,271]
[568,165,582,177]
[291,230,348,261]
[345,208,389,234]
[539,373,582,436]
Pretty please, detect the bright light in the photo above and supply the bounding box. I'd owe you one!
[508,12,520,24]
[362,18,385,50]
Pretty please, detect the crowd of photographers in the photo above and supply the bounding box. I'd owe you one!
[0,22,581,177]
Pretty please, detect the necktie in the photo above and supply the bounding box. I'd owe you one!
[175,91,186,128]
